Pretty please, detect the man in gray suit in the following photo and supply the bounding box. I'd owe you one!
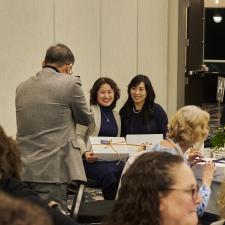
[16,43,93,209]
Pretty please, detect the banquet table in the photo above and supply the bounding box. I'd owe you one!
[192,159,225,215]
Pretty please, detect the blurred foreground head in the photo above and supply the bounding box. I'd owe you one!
[0,126,21,179]
[0,192,52,225]
[104,151,200,225]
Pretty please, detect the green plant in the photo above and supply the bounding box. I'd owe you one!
[210,127,225,149]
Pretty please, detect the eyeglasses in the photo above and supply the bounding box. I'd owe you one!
[167,184,200,201]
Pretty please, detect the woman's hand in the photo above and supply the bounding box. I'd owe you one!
[84,151,98,163]
[188,147,204,167]
[202,162,216,187]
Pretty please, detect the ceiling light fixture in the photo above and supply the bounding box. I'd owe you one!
[213,15,223,23]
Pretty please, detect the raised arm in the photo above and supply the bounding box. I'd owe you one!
[76,122,98,162]
[71,77,93,126]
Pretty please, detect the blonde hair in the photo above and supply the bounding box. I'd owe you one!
[168,105,209,146]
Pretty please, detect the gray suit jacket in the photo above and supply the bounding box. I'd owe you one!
[76,104,121,156]
[16,67,93,183]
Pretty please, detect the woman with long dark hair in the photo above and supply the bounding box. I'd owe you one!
[120,74,168,137]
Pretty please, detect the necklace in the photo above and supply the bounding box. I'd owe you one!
[101,110,110,123]
[133,107,142,114]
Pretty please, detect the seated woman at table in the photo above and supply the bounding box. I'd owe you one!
[104,151,202,225]
[76,77,124,200]
[119,74,168,137]
[0,125,78,225]
[151,105,215,217]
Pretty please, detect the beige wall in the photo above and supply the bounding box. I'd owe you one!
[168,0,179,117]
[205,0,225,7]
[138,0,168,109]
[55,0,101,98]
[0,0,54,136]
[0,0,179,135]
[101,0,137,109]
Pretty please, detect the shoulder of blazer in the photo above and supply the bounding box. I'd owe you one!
[91,105,121,129]
[91,105,101,126]
[91,104,100,114]
[69,75,82,86]
[76,105,100,138]
[61,75,82,87]
[112,109,120,120]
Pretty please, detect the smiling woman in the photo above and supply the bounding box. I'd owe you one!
[119,74,168,137]
[76,77,123,200]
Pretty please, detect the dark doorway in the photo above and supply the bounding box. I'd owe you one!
[185,0,204,106]
[204,8,225,60]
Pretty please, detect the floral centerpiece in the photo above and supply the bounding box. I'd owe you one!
[210,126,225,159]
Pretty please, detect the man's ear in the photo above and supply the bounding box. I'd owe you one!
[66,64,70,75]
[57,64,67,74]
[63,64,70,75]
[65,64,73,75]
[42,61,46,68]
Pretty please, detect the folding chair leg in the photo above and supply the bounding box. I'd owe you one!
[70,183,85,219]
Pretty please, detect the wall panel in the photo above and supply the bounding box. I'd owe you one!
[55,0,101,100]
[101,0,137,109]
[0,0,53,135]
[0,0,178,135]
[167,0,179,118]
[138,0,168,110]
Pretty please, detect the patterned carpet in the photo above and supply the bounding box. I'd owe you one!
[67,184,103,212]
[83,187,104,201]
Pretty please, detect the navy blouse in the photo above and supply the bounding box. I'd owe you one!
[120,103,168,137]
[98,105,118,137]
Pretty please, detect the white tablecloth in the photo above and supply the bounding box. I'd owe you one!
[192,160,225,215]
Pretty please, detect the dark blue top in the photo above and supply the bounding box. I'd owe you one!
[98,105,118,137]
[120,103,168,137]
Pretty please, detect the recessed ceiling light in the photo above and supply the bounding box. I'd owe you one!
[213,15,222,23]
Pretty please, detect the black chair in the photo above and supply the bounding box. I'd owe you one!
[198,212,220,225]
[69,180,115,224]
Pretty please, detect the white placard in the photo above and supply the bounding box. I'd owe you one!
[217,76,225,102]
